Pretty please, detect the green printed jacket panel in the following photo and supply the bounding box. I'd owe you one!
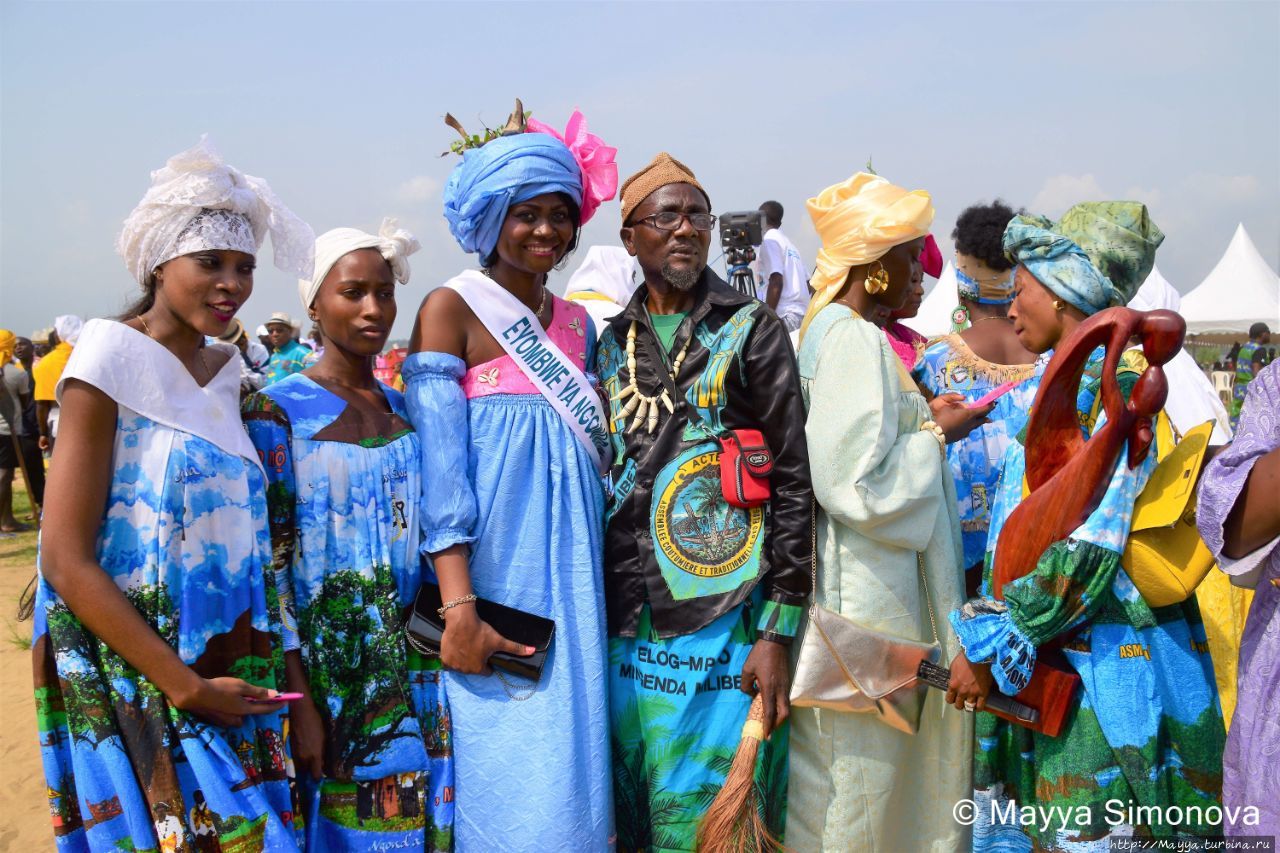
[596,269,813,641]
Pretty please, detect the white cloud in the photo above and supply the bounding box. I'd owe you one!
[396,175,441,203]
[1183,173,1261,205]
[1029,174,1108,217]
[1121,186,1164,208]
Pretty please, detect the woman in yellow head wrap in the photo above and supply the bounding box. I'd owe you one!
[788,173,990,851]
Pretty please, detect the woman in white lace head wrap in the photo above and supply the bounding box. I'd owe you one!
[30,139,313,852]
[117,136,314,325]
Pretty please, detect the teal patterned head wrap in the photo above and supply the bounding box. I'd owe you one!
[1003,202,1164,316]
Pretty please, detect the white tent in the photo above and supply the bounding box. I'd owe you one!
[914,261,958,337]
[1128,266,1233,444]
[1178,223,1279,334]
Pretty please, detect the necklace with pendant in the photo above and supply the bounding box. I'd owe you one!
[138,314,213,382]
[613,320,692,434]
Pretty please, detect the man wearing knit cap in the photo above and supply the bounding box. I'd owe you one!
[596,152,813,849]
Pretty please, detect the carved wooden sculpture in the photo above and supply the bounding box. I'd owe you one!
[993,306,1185,596]
[987,306,1185,735]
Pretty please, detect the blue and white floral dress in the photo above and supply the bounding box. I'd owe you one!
[33,318,299,852]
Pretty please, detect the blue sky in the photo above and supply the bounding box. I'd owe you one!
[2,1,1277,341]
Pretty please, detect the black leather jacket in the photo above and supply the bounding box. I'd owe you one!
[595,269,813,641]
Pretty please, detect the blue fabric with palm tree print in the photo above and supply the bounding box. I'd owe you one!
[609,593,789,852]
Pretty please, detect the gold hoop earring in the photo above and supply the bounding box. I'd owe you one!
[1052,299,1065,311]
[864,263,889,295]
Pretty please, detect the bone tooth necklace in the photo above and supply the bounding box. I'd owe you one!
[614,320,691,434]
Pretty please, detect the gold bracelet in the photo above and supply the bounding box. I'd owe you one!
[437,594,478,620]
[920,420,946,453]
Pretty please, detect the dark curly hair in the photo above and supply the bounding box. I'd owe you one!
[952,200,1020,272]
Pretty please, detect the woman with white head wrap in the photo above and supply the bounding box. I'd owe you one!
[31,138,311,850]
[243,221,456,849]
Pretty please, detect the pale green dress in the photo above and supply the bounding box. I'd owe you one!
[787,304,972,852]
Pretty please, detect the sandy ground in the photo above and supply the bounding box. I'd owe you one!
[0,479,48,849]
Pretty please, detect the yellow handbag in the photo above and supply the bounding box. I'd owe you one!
[1030,384,1218,607]
[1122,417,1216,607]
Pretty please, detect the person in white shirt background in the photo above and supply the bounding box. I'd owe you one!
[755,200,810,332]
[563,244,640,340]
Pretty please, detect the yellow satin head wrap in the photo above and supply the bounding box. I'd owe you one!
[800,172,934,339]
[0,329,15,365]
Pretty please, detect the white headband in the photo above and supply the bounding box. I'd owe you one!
[117,136,314,284]
[298,218,420,310]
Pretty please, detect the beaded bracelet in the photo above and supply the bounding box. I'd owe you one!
[437,594,478,620]
[920,420,946,454]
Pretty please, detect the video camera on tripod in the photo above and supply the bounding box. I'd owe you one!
[718,210,767,296]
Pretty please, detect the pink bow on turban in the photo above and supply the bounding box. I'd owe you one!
[526,110,618,225]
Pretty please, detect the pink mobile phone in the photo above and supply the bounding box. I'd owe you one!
[968,380,1017,409]
[246,692,304,703]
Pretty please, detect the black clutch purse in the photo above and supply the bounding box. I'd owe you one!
[404,582,555,683]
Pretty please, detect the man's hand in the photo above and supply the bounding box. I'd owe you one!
[740,638,791,736]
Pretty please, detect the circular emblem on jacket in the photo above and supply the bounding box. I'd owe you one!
[652,445,764,579]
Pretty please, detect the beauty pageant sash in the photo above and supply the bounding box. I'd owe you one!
[446,270,610,475]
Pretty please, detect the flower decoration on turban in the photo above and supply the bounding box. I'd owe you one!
[117,136,314,285]
[526,111,618,226]
[441,102,617,260]
[1003,201,1163,316]
[299,218,421,311]
[801,172,934,338]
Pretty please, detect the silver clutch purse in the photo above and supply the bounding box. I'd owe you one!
[790,503,941,735]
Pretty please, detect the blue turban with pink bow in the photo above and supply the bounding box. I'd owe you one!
[443,133,581,259]
[442,111,618,261]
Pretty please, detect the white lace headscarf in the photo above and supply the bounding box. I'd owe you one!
[117,136,314,285]
[298,218,420,310]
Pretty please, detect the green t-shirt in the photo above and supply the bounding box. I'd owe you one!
[649,311,688,353]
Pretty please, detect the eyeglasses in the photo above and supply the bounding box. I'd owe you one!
[632,211,717,232]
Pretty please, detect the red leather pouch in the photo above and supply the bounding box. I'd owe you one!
[719,429,773,508]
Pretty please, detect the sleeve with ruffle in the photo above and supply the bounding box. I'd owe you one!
[401,351,478,554]
[241,393,300,653]
[806,315,945,552]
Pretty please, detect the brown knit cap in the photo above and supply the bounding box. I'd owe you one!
[619,152,710,224]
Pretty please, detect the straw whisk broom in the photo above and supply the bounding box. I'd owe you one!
[695,694,786,853]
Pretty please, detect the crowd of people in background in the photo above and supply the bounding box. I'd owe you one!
[5,105,1278,853]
